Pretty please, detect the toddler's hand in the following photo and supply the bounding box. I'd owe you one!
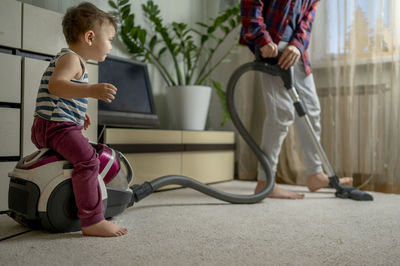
[84,113,91,130]
[260,42,278,58]
[90,83,117,103]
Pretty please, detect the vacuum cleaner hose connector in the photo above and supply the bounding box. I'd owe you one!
[129,182,154,206]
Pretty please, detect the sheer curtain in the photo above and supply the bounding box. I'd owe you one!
[309,0,400,193]
[236,0,400,194]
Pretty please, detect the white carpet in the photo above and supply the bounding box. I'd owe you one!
[1,180,400,266]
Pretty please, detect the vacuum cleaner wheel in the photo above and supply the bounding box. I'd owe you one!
[43,179,80,233]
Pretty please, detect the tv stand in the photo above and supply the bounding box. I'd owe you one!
[102,128,235,189]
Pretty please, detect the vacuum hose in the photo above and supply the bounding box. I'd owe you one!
[129,62,276,205]
[130,56,373,204]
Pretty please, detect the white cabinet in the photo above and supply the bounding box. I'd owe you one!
[0,53,21,103]
[104,128,182,144]
[22,3,66,56]
[182,151,234,183]
[181,131,234,184]
[0,108,20,157]
[0,0,21,49]
[22,57,48,157]
[105,129,183,188]
[0,49,20,205]
[0,162,17,211]
[125,153,182,187]
[103,128,235,188]
[0,0,23,212]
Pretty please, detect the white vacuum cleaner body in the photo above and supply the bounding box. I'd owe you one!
[8,143,134,233]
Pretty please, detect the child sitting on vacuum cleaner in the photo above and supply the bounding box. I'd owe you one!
[240,0,353,199]
[31,2,127,237]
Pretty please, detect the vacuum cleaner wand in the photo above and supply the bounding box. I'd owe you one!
[255,55,373,201]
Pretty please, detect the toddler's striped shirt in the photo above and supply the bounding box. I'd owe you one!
[34,48,88,125]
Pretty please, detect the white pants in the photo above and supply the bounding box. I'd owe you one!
[257,42,323,181]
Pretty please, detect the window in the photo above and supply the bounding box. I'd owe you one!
[326,0,392,56]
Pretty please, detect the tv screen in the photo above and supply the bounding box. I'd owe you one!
[97,56,159,128]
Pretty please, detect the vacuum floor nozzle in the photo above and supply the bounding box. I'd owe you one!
[335,186,374,201]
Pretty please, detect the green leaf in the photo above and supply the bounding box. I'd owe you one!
[207,26,216,34]
[214,16,225,27]
[183,29,191,37]
[108,0,118,9]
[130,27,138,39]
[201,35,209,44]
[236,15,241,24]
[212,80,231,126]
[220,110,230,126]
[158,47,167,58]
[149,35,157,50]
[138,29,147,45]
[213,80,221,91]
[119,0,129,6]
[173,46,181,56]
[121,4,130,17]
[124,14,134,29]
[230,18,237,28]
[220,25,230,34]
[196,22,208,28]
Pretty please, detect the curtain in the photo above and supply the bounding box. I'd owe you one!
[236,0,400,194]
[309,0,400,193]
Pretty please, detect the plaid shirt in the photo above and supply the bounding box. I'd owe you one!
[240,0,319,75]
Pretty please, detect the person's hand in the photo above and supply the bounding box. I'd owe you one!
[84,113,91,130]
[260,42,278,58]
[90,83,117,103]
[278,45,301,70]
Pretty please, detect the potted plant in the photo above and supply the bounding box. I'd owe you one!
[109,0,240,130]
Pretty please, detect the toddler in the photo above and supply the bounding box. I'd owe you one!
[31,2,127,237]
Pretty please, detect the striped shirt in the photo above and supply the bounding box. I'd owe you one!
[239,0,319,75]
[34,48,88,125]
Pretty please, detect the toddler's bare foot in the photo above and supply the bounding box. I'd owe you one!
[255,181,304,199]
[306,173,353,192]
[82,220,127,237]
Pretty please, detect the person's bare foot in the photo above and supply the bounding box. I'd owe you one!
[255,181,304,199]
[81,220,128,237]
[306,173,353,192]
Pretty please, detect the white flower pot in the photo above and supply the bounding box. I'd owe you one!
[166,85,212,131]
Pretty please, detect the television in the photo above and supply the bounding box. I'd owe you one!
[97,56,160,129]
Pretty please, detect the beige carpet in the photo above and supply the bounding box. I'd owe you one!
[1,180,399,266]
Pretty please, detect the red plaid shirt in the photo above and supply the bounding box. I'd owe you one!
[240,0,319,75]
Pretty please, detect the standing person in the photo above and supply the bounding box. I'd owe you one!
[240,0,353,199]
[31,2,127,236]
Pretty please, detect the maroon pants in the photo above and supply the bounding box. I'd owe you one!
[31,116,104,227]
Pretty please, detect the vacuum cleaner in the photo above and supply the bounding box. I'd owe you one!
[5,54,373,235]
[227,52,373,202]
[7,143,134,233]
